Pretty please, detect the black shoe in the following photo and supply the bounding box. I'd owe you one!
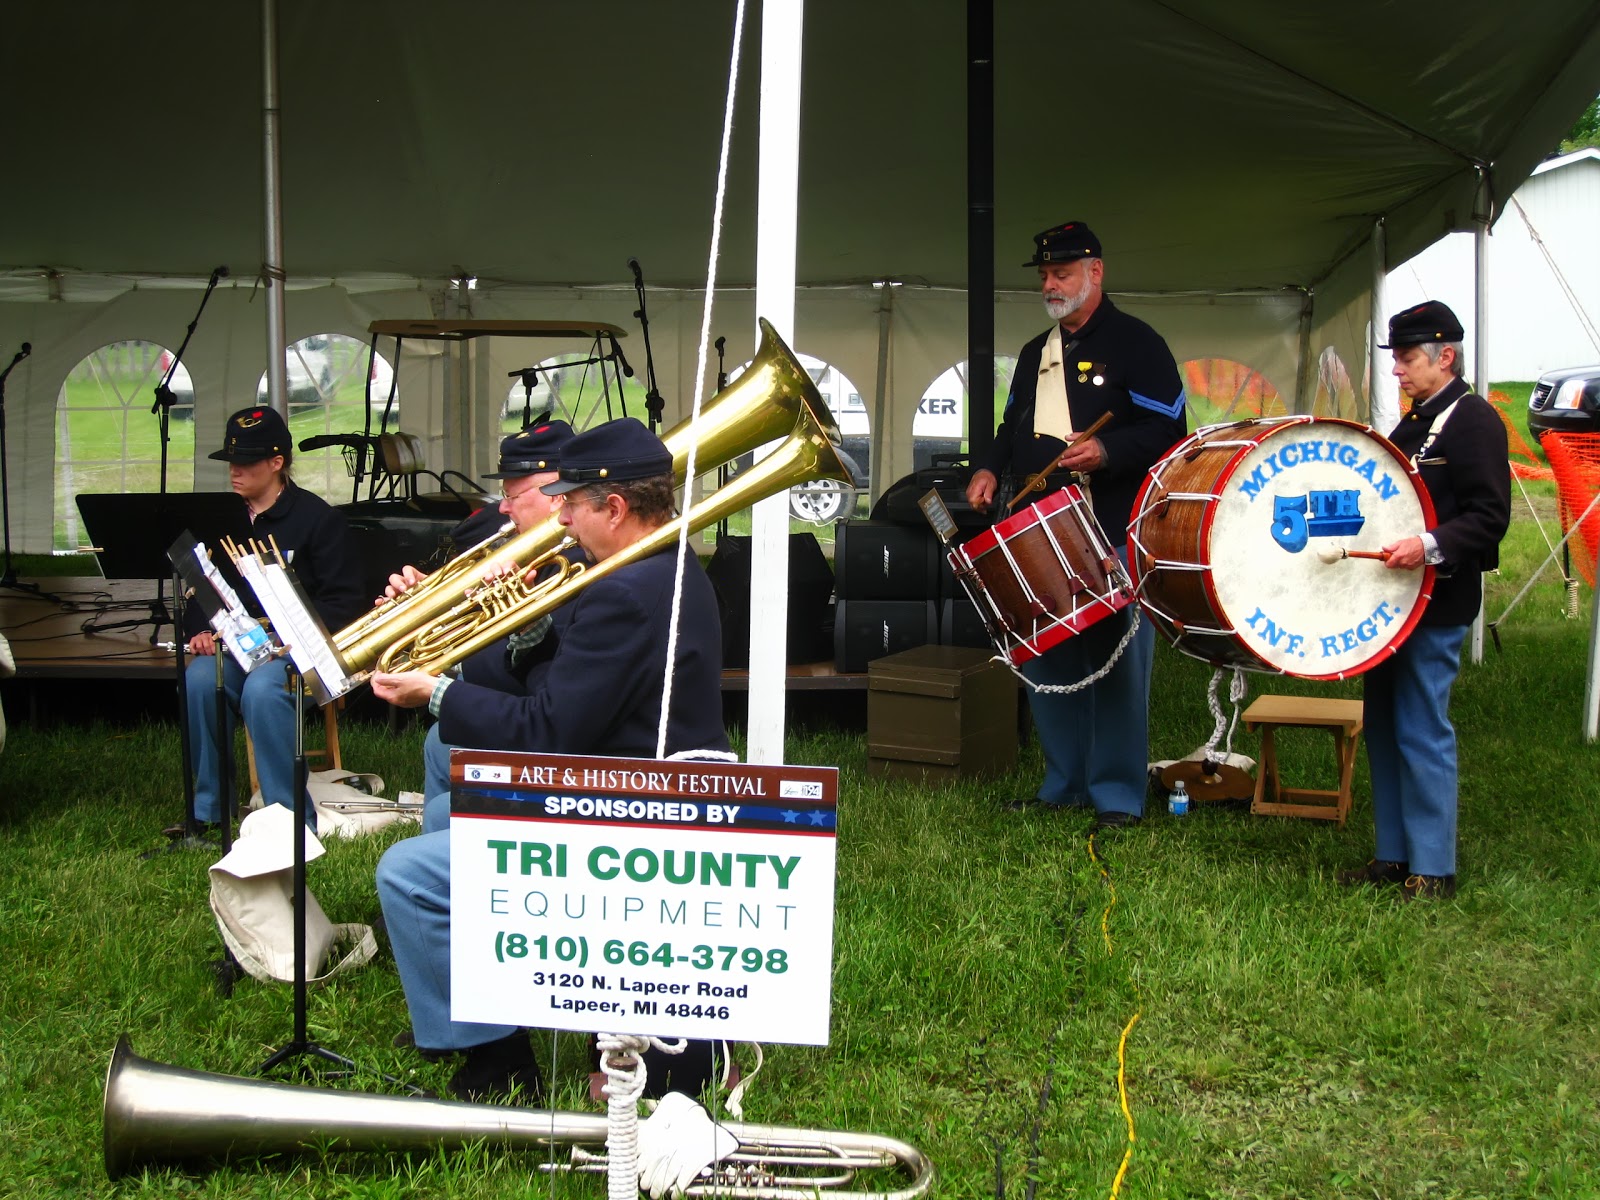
[162,821,222,841]
[393,1029,452,1063]
[1399,873,1457,902]
[1092,811,1143,832]
[448,1030,545,1104]
[1335,859,1409,888]
[1005,796,1045,812]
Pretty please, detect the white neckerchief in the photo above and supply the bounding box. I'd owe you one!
[1035,325,1074,443]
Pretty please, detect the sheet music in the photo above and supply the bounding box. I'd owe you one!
[233,551,353,700]
[188,542,275,671]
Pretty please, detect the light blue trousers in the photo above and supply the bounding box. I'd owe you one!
[185,654,309,825]
[1019,572,1155,816]
[1364,623,1468,877]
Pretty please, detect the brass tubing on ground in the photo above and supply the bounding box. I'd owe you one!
[333,318,838,674]
[103,1040,935,1197]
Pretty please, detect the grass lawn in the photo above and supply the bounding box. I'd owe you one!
[2,475,1596,1197]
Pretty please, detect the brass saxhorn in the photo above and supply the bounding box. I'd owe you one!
[103,1040,935,1197]
[375,362,855,676]
[335,318,838,675]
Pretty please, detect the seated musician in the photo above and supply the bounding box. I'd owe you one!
[183,407,365,832]
[371,417,729,1103]
[378,419,580,807]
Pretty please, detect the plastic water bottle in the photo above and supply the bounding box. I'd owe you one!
[1168,779,1190,818]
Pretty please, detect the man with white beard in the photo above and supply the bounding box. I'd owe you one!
[966,221,1187,828]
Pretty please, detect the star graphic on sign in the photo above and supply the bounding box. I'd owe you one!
[808,811,831,826]
[780,810,801,823]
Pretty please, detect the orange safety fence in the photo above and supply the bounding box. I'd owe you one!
[1183,359,1285,419]
[1488,390,1555,482]
[1540,432,1600,587]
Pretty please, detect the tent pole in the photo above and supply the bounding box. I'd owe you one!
[1368,217,1389,432]
[747,0,803,766]
[260,0,288,419]
[870,282,894,510]
[966,0,995,463]
[1293,290,1314,413]
[1470,171,1490,665]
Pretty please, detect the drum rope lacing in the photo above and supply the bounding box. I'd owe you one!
[1202,666,1250,761]
[996,606,1143,695]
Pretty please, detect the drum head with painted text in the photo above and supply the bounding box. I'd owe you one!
[1206,421,1432,678]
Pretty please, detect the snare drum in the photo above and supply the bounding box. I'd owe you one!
[950,485,1134,667]
[1128,417,1436,679]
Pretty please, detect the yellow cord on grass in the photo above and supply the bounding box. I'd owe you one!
[1088,832,1142,1200]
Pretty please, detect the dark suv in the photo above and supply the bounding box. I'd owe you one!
[1527,364,1600,439]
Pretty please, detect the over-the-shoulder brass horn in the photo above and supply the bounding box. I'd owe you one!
[335,318,841,675]
[103,1039,935,1197]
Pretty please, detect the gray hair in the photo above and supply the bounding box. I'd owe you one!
[1420,341,1466,378]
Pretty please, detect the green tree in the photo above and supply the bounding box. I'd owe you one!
[1559,95,1600,153]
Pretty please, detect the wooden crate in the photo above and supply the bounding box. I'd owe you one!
[867,645,1017,782]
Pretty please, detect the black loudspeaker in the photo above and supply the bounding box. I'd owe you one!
[940,596,994,651]
[833,520,939,601]
[706,533,835,668]
[834,599,937,673]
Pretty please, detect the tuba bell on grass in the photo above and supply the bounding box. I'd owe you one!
[103,1040,935,1198]
[334,318,844,676]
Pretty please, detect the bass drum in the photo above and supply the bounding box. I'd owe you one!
[1128,416,1436,679]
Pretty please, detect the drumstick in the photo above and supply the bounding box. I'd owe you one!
[1316,546,1391,563]
[1006,411,1114,512]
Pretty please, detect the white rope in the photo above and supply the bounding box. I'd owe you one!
[597,1031,687,1200]
[1201,666,1249,760]
[1000,607,1142,695]
[655,0,748,762]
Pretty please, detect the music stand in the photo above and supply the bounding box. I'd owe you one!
[78,492,247,850]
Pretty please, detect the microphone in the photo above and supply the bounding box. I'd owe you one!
[714,336,725,354]
[628,258,643,287]
[3,342,29,374]
[210,265,230,285]
[609,334,634,379]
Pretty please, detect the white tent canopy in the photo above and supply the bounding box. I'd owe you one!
[4,0,1600,552]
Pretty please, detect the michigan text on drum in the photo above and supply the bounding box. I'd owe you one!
[1237,439,1403,502]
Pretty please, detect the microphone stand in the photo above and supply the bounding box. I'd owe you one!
[143,269,227,643]
[628,258,667,431]
[507,366,540,427]
[0,343,37,594]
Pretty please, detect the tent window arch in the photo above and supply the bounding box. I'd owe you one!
[55,341,193,551]
[1182,358,1285,426]
[256,334,397,503]
[919,356,1019,472]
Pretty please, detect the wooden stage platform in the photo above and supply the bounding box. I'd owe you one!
[0,577,869,693]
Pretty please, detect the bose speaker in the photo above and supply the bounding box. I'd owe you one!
[833,520,940,601]
[705,533,835,668]
[834,599,937,673]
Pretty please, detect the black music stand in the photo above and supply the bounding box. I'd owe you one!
[259,662,359,1079]
[77,492,247,850]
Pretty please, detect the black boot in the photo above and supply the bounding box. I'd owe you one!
[449,1030,545,1104]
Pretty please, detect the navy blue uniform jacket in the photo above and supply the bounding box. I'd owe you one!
[438,546,730,758]
[183,482,365,638]
[1385,377,1510,627]
[982,297,1187,542]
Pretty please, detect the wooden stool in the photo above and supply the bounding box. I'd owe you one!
[1241,695,1364,827]
[245,699,343,799]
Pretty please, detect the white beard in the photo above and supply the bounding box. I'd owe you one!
[1043,273,1094,322]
